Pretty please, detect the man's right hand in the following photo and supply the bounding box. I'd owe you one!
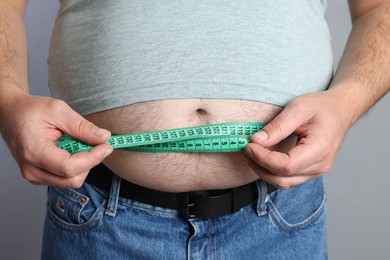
[1,1,113,188]
[0,91,113,188]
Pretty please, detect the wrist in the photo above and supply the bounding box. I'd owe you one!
[0,84,29,121]
[327,80,369,128]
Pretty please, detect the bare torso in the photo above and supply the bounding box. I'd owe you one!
[85,99,296,192]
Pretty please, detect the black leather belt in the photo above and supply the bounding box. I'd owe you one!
[86,163,277,219]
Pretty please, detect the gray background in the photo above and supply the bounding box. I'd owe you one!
[1,0,389,259]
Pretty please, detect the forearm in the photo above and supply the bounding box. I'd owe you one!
[329,3,390,126]
[0,1,29,105]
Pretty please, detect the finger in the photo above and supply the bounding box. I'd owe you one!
[25,166,90,188]
[255,168,322,190]
[48,100,111,145]
[241,152,320,178]
[34,141,113,177]
[241,153,321,189]
[290,156,334,176]
[251,101,311,147]
[245,135,324,176]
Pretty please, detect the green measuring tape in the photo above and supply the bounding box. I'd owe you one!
[56,122,267,154]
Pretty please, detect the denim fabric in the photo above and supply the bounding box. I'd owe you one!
[42,176,327,260]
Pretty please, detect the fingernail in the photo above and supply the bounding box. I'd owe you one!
[253,131,269,142]
[94,128,109,137]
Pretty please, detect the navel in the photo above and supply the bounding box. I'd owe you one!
[195,108,208,116]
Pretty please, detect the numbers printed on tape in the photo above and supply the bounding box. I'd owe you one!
[56,122,267,154]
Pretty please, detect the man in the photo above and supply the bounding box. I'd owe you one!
[0,0,389,259]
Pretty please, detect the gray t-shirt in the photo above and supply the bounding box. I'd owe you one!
[48,0,333,116]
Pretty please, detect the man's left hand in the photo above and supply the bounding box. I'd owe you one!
[243,89,354,189]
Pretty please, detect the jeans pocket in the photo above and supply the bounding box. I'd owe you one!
[266,177,326,232]
[46,183,106,232]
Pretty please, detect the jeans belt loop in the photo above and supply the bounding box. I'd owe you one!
[183,193,196,219]
[105,174,121,217]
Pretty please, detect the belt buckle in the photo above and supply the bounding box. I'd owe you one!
[181,185,259,220]
[182,190,231,219]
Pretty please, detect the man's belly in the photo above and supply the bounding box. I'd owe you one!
[84,99,296,192]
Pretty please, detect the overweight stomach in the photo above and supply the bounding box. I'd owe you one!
[84,99,297,192]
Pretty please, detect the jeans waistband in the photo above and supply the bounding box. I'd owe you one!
[86,163,276,219]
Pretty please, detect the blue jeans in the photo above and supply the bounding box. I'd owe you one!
[42,176,327,259]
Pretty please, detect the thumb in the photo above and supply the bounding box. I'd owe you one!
[53,102,111,145]
[251,105,304,147]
